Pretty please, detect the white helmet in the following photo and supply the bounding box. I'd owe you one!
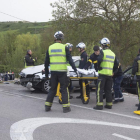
[76,42,86,49]
[54,31,64,40]
[66,43,73,48]
[100,37,110,46]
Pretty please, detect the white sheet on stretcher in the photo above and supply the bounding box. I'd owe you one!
[69,68,98,77]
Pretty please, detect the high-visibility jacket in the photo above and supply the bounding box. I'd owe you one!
[98,49,115,76]
[49,43,67,72]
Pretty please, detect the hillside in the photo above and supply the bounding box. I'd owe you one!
[0,21,52,34]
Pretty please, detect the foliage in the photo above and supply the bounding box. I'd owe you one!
[51,0,140,69]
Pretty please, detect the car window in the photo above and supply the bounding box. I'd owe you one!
[124,68,132,75]
[74,60,80,68]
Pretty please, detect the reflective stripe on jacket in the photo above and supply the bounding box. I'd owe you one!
[98,49,115,76]
[49,43,67,72]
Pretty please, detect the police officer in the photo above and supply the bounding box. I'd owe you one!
[45,31,78,113]
[93,38,118,110]
[76,42,90,99]
[113,62,124,103]
[84,46,102,71]
[132,49,140,115]
[24,50,37,68]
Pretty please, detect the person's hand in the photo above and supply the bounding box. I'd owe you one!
[75,71,79,78]
[42,69,45,75]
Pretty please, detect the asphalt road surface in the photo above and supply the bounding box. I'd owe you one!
[0,82,140,140]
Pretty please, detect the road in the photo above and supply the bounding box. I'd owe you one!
[0,82,140,140]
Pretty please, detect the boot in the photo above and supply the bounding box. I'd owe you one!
[104,105,112,109]
[113,100,119,104]
[45,105,51,112]
[69,95,73,99]
[63,107,71,113]
[93,105,103,110]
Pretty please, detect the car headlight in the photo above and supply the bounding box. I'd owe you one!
[19,72,25,77]
[34,75,40,79]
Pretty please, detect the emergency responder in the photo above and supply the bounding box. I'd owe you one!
[76,42,90,99]
[24,50,37,68]
[84,46,102,71]
[113,62,124,104]
[66,43,74,99]
[45,31,78,113]
[132,49,140,115]
[93,37,118,110]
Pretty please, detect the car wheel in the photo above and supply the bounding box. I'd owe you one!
[42,80,50,93]
[82,98,89,104]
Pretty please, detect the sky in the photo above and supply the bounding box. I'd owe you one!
[0,0,58,22]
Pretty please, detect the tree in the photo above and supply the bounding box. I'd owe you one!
[51,0,140,68]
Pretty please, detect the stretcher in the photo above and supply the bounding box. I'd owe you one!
[56,69,98,104]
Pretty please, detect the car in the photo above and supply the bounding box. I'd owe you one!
[121,66,137,94]
[19,56,97,93]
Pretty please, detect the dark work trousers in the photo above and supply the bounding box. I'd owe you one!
[79,79,90,97]
[113,75,124,101]
[46,72,70,107]
[96,74,113,106]
[136,75,140,110]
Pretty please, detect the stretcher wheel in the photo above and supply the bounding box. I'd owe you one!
[82,98,89,104]
[59,99,63,104]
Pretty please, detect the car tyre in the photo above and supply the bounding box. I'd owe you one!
[82,98,89,104]
[42,80,50,93]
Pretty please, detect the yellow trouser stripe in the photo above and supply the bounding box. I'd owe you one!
[137,82,140,102]
[106,102,112,106]
[97,81,103,106]
[45,102,52,106]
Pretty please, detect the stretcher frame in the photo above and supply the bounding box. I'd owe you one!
[56,76,98,104]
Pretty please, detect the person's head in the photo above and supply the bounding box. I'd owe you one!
[27,50,32,55]
[54,31,64,43]
[100,37,110,50]
[93,46,100,55]
[66,43,73,52]
[76,42,86,53]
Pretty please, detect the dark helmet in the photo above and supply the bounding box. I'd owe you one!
[54,31,64,40]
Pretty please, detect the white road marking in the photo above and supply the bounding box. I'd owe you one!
[113,133,136,140]
[10,117,140,140]
[1,91,140,120]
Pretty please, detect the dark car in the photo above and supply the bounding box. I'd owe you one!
[121,67,137,94]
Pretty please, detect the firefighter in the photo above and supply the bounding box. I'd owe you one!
[76,42,90,99]
[66,43,74,99]
[24,50,37,68]
[84,46,102,72]
[45,31,78,113]
[93,38,118,110]
[132,49,140,115]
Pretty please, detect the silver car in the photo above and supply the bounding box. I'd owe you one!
[19,56,97,93]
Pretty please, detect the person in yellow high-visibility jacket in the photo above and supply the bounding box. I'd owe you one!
[93,38,119,110]
[45,31,78,113]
